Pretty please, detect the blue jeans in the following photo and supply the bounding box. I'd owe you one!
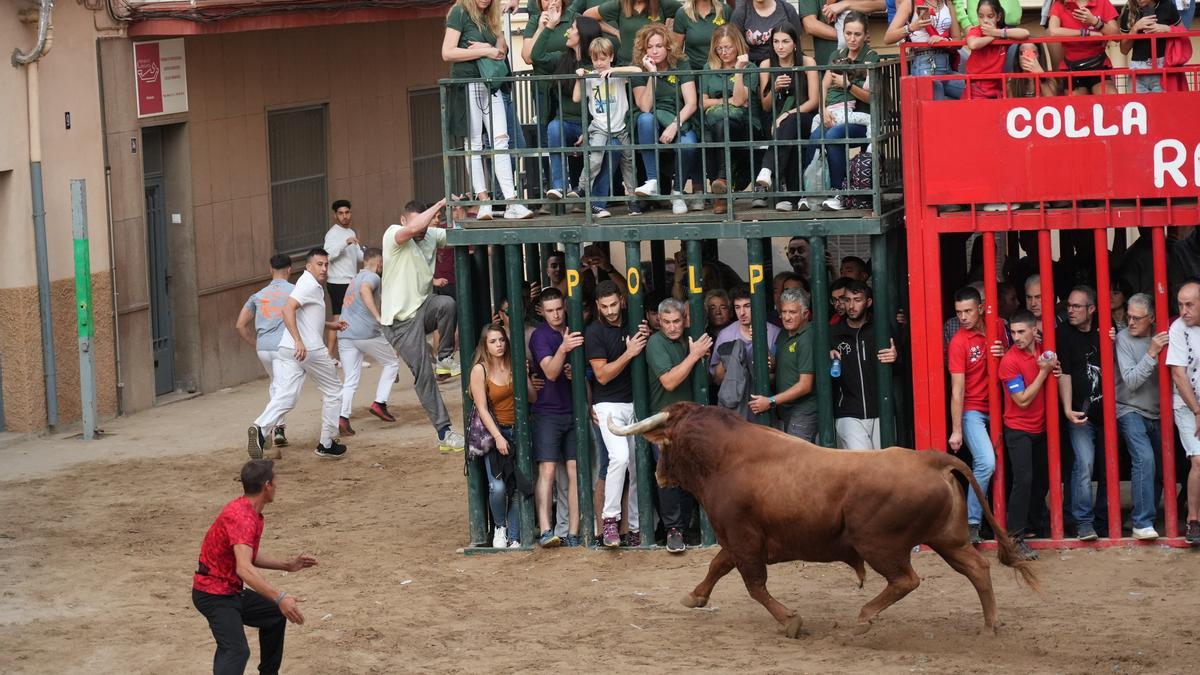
[484,426,521,541]
[805,123,867,189]
[1067,418,1108,528]
[545,118,613,207]
[911,51,964,101]
[1117,412,1160,529]
[962,410,997,526]
[1183,0,1196,28]
[635,112,698,190]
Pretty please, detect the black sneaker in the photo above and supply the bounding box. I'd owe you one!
[272,426,289,448]
[1186,520,1200,546]
[1011,536,1039,561]
[620,530,642,547]
[968,524,983,545]
[314,440,347,460]
[1076,523,1099,541]
[563,534,581,547]
[627,200,644,216]
[666,528,685,554]
[247,425,265,460]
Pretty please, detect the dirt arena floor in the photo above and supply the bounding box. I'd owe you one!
[1,381,1198,674]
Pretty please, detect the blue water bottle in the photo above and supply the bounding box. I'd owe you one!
[831,356,842,378]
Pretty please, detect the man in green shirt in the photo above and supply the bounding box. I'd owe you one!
[645,297,712,553]
[750,287,818,442]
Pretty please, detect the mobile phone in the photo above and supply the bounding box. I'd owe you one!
[1139,6,1156,18]
[916,5,930,20]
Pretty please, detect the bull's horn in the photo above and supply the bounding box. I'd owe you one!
[607,412,669,436]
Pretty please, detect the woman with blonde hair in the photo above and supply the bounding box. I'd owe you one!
[469,323,538,548]
[442,0,533,221]
[672,0,731,70]
[632,23,699,215]
[699,24,752,214]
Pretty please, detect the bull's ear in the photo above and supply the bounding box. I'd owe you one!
[645,429,670,446]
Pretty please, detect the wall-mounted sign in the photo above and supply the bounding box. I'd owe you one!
[134,38,188,118]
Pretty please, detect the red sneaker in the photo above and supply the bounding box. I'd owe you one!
[338,416,356,436]
[369,401,396,422]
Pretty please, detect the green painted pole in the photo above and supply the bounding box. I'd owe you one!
[505,244,537,545]
[685,238,716,546]
[490,245,507,313]
[565,243,594,546]
[456,245,489,546]
[872,233,896,448]
[811,236,836,447]
[746,237,771,426]
[624,241,654,548]
[71,180,96,440]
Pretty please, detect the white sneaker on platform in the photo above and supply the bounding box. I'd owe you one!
[670,192,688,215]
[476,204,493,221]
[503,203,534,220]
[635,179,659,197]
[493,527,507,548]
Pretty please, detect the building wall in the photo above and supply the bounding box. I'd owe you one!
[1,2,118,432]
[102,17,451,412]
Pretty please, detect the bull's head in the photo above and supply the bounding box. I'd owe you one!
[607,411,679,487]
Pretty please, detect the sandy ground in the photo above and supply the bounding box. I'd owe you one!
[1,376,1199,674]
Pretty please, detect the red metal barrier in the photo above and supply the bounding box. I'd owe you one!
[902,34,1200,549]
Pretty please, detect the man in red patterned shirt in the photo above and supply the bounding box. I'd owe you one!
[192,460,317,674]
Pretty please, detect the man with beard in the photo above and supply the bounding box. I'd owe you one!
[829,280,898,449]
[587,280,651,548]
[947,286,998,544]
[1058,285,1108,540]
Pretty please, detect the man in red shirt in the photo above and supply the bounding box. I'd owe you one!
[996,310,1058,561]
[947,287,997,545]
[192,460,317,674]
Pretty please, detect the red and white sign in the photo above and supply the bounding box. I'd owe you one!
[915,93,1200,204]
[134,38,188,118]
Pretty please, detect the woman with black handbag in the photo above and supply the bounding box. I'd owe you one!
[1047,0,1120,94]
[442,0,534,221]
[469,323,538,548]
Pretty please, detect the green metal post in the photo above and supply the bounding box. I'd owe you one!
[649,240,666,297]
[624,241,654,547]
[811,236,835,447]
[71,180,96,440]
[762,237,775,316]
[685,238,716,546]
[565,243,594,546]
[456,245,489,546]
[505,244,537,545]
[746,237,771,426]
[490,245,507,313]
[872,233,896,448]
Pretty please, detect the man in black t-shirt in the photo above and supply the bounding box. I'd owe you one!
[1058,285,1109,541]
[586,280,650,548]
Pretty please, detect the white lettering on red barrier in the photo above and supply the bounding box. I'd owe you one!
[1006,102,1146,140]
[1154,140,1200,188]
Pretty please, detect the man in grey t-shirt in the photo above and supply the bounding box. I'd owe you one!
[337,248,401,436]
[236,254,298,452]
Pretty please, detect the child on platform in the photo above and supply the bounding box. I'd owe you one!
[573,37,641,219]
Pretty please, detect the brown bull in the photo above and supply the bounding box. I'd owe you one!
[610,402,1038,638]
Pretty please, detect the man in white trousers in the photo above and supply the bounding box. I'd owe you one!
[336,247,401,436]
[248,248,348,460]
[586,280,650,548]
[235,253,297,454]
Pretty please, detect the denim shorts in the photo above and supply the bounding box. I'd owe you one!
[533,413,577,463]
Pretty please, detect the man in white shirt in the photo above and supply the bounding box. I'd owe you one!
[323,199,364,358]
[1167,278,1200,545]
[380,198,465,453]
[248,248,348,460]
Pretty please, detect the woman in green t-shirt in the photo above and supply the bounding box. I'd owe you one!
[698,25,752,214]
[584,0,682,64]
[671,0,732,70]
[753,23,820,212]
[632,23,699,216]
[441,0,532,221]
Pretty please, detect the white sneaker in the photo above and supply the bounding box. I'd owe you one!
[507,539,522,549]
[982,203,1011,212]
[493,526,508,548]
[797,198,812,211]
[670,192,688,215]
[634,179,659,197]
[503,203,534,220]
[476,204,493,221]
[751,184,768,208]
[545,188,564,200]
[822,195,845,211]
[438,429,465,453]
[566,189,580,200]
[434,356,461,377]
[1132,526,1159,540]
[775,201,793,212]
[591,206,611,219]
[755,168,772,189]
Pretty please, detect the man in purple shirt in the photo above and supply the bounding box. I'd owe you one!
[528,287,584,548]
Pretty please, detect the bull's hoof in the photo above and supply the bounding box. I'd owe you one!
[851,621,874,636]
[681,594,708,608]
[784,615,805,639]
[981,624,998,637]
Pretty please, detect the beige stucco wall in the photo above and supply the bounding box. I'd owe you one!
[1,2,118,431]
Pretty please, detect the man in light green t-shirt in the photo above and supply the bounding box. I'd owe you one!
[380,198,465,453]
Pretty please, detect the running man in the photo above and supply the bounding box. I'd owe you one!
[236,253,296,453]
[337,247,401,436]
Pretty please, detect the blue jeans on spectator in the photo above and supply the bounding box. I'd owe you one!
[911,51,964,101]
[635,112,698,191]
[1116,412,1160,530]
[1067,418,1107,529]
[546,118,613,208]
[484,426,521,543]
[962,410,997,526]
[1183,0,1196,28]
[805,123,867,189]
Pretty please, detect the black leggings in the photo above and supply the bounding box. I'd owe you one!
[1003,427,1049,538]
[759,111,815,194]
[703,117,749,182]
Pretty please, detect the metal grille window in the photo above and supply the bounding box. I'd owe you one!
[268,106,328,253]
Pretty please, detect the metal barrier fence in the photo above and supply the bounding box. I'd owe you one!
[903,33,1200,548]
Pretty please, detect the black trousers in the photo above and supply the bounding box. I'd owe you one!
[193,588,286,675]
[760,111,815,193]
[1003,427,1049,538]
[652,443,695,530]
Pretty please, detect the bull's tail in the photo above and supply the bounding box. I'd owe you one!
[948,462,1041,594]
